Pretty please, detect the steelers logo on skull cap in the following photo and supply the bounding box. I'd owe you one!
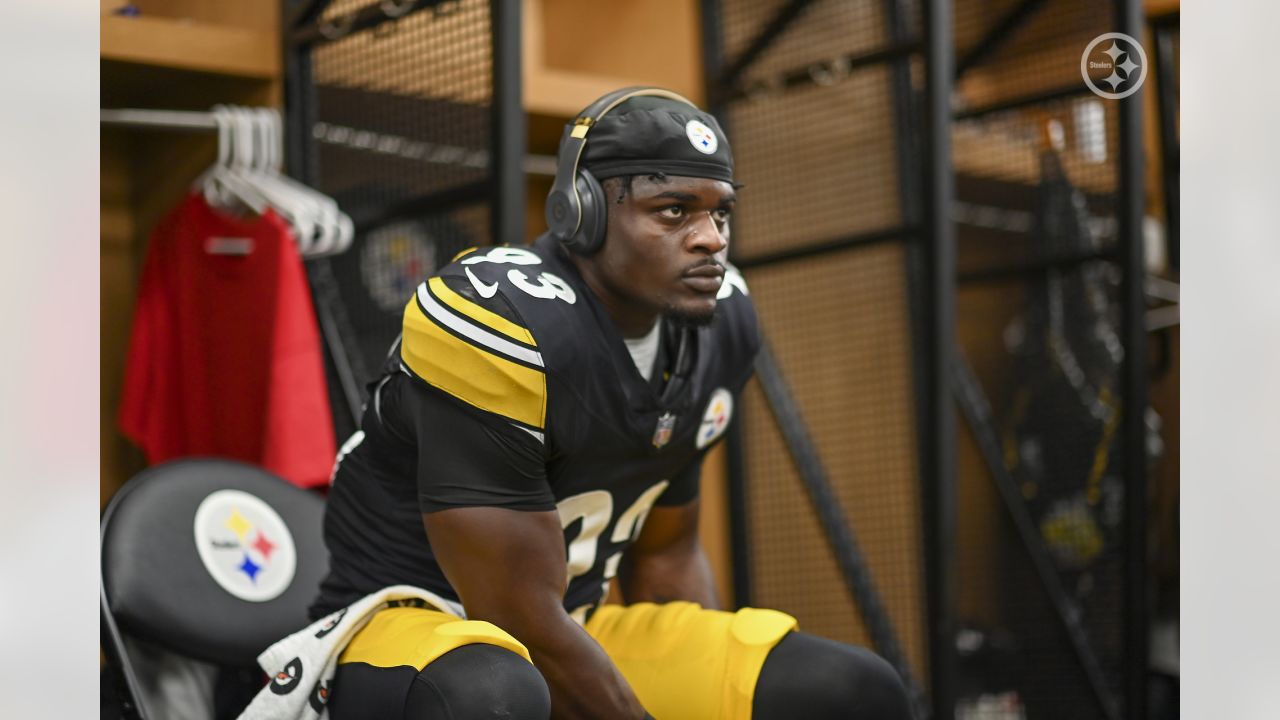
[575,95,734,183]
[685,119,719,155]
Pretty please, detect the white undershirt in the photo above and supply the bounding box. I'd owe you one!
[623,320,662,381]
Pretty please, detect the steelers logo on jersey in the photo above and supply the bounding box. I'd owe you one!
[696,388,734,449]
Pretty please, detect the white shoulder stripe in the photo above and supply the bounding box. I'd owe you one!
[371,374,392,423]
[417,283,545,368]
[513,424,545,443]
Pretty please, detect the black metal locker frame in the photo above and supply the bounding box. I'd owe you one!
[920,0,957,716]
[701,1,1152,718]
[281,0,525,430]
[1150,11,1179,272]
[700,1,953,717]
[1115,0,1149,716]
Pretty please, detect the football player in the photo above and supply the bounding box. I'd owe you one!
[310,88,911,719]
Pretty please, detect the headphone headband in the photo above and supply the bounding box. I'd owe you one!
[574,87,699,131]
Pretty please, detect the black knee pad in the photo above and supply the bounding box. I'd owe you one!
[754,631,911,720]
[406,644,550,720]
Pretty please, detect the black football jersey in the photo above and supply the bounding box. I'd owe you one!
[312,234,759,622]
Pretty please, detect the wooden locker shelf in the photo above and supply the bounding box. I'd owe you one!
[101,15,279,79]
[521,0,704,119]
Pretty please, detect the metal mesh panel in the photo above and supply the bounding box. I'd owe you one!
[728,69,903,259]
[324,204,489,382]
[955,0,1110,110]
[720,0,919,260]
[299,0,494,392]
[951,2,1142,715]
[742,244,928,682]
[955,98,1120,272]
[954,100,1119,195]
[713,0,928,696]
[311,1,492,224]
[709,0,1155,714]
[722,0,891,84]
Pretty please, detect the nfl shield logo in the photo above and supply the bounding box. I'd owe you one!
[652,412,676,449]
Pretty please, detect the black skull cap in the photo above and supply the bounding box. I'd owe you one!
[572,96,735,184]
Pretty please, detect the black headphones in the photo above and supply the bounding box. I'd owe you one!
[545,87,702,255]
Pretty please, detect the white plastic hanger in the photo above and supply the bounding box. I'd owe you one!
[193,104,353,258]
[216,105,271,214]
[230,105,320,255]
[261,107,335,256]
[264,108,354,256]
[253,107,354,257]
[196,106,268,215]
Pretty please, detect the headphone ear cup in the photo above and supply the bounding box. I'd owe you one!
[546,186,576,243]
[568,170,608,255]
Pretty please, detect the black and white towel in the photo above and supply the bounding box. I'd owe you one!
[237,585,464,720]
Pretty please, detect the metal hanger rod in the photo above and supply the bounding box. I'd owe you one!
[100,108,219,131]
[101,107,557,176]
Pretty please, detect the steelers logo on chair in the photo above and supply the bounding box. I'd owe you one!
[193,489,298,602]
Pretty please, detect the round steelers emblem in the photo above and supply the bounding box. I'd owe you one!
[361,221,437,312]
[193,490,297,602]
[696,388,734,449]
[685,119,718,155]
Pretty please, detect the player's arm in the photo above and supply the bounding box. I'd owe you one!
[618,470,720,608]
[398,274,649,717]
[425,506,648,720]
[402,382,650,719]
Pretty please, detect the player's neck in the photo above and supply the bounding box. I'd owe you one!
[568,254,659,338]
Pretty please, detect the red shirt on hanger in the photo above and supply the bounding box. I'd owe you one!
[120,192,337,489]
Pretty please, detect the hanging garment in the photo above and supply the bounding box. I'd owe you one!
[120,192,337,488]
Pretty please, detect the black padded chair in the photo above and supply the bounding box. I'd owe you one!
[101,459,328,719]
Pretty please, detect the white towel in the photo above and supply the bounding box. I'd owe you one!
[236,586,465,720]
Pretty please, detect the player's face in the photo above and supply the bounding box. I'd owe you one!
[594,174,735,334]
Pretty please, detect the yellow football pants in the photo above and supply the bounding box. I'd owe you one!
[337,601,798,719]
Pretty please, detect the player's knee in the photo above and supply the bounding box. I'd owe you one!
[406,644,550,720]
[839,645,911,719]
[755,632,911,720]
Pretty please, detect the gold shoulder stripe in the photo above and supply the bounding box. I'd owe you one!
[428,277,535,347]
[451,246,480,263]
[402,297,546,430]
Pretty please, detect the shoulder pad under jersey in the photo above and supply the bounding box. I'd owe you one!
[399,253,549,434]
